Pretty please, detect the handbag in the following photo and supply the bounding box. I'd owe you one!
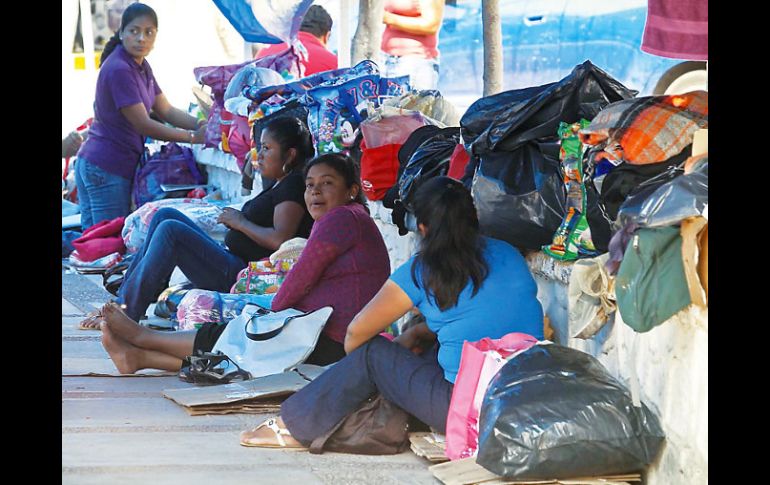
[309,394,411,455]
[211,305,333,378]
[132,143,205,208]
[444,332,538,460]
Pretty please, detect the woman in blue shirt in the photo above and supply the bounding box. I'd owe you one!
[239,176,544,448]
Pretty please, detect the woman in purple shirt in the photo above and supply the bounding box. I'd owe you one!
[75,3,207,231]
[96,154,390,372]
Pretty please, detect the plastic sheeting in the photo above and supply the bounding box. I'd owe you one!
[398,128,460,212]
[212,0,310,44]
[477,344,665,479]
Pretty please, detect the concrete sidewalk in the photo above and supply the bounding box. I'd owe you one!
[62,269,439,484]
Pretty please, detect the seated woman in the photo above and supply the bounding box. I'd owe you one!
[98,153,391,372]
[238,176,544,448]
[79,116,315,330]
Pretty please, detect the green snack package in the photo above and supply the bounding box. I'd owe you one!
[543,119,599,261]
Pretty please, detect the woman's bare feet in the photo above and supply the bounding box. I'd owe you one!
[101,302,144,344]
[77,310,103,330]
[100,321,140,374]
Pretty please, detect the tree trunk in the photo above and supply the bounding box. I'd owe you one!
[351,0,385,65]
[482,0,503,96]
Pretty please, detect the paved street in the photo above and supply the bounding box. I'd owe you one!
[62,269,439,484]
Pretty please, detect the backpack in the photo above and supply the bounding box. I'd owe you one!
[132,143,205,209]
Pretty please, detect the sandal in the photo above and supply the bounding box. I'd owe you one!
[102,261,129,296]
[178,350,252,385]
[77,310,103,331]
[240,417,306,449]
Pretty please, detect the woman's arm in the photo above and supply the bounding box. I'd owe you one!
[344,280,414,354]
[218,200,306,252]
[120,102,206,144]
[152,93,202,130]
[383,0,444,35]
[272,209,356,310]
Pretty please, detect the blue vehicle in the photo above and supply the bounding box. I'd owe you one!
[438,0,706,105]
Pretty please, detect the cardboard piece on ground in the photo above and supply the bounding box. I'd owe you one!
[163,369,311,408]
[185,399,283,416]
[62,358,176,377]
[409,432,449,463]
[429,458,641,485]
[293,364,328,381]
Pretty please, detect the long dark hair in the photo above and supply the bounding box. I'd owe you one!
[101,3,158,62]
[304,153,369,212]
[411,177,489,310]
[263,117,315,174]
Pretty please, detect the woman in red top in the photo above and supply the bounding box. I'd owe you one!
[380,0,444,90]
[98,154,390,372]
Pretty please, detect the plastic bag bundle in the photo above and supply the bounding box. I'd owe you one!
[477,344,664,479]
[463,61,634,250]
[176,290,276,330]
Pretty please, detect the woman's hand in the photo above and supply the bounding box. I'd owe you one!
[393,322,436,354]
[190,124,207,144]
[217,207,247,230]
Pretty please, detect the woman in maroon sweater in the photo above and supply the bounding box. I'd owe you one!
[98,154,390,373]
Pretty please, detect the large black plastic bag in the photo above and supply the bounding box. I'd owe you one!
[477,344,665,479]
[398,128,460,212]
[617,156,708,228]
[472,142,566,249]
[464,61,635,250]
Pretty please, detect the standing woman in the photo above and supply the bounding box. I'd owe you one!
[380,0,444,91]
[75,3,207,230]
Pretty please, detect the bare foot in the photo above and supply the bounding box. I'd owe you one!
[240,417,304,448]
[101,322,140,374]
[77,310,103,330]
[101,302,144,344]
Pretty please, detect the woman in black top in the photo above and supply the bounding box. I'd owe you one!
[78,117,314,329]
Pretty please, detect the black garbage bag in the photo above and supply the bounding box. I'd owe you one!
[463,61,636,250]
[472,142,566,250]
[477,344,665,480]
[382,125,445,209]
[617,156,707,229]
[398,129,460,213]
[597,145,690,222]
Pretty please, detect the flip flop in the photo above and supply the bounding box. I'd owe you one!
[240,418,306,449]
[178,350,252,385]
[77,311,103,331]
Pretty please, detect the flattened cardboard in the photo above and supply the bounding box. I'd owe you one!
[409,432,448,463]
[163,370,310,408]
[429,458,641,485]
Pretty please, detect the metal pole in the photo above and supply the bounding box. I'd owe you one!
[482,0,503,96]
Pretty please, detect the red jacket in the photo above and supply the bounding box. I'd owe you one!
[256,31,338,76]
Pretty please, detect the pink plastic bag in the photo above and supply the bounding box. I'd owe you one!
[444,332,538,461]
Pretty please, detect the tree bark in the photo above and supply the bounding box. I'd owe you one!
[351,0,385,65]
[482,0,503,96]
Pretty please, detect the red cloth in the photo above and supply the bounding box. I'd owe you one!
[381,0,439,59]
[72,217,127,262]
[447,143,471,180]
[641,0,707,60]
[271,204,391,343]
[360,139,402,201]
[256,32,338,75]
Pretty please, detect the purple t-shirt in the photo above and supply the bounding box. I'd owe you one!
[78,44,162,179]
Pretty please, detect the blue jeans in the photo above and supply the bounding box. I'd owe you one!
[281,337,454,445]
[381,53,440,91]
[117,208,246,321]
[74,157,132,230]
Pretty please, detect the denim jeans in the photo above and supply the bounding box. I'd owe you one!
[116,208,247,321]
[281,336,454,445]
[381,53,440,91]
[74,157,132,231]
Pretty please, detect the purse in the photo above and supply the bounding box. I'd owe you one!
[211,305,333,378]
[309,394,411,455]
